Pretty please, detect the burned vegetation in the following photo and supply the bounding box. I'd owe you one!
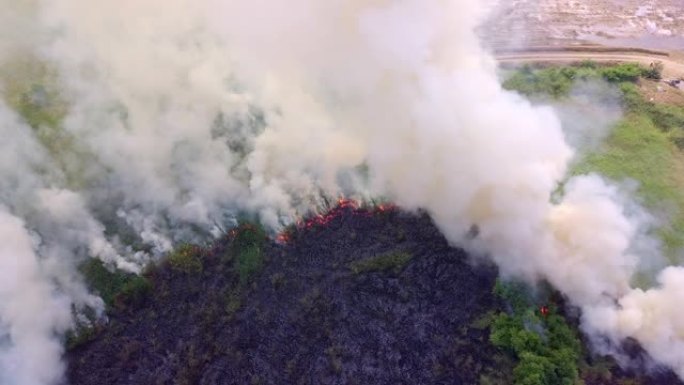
[67,204,682,385]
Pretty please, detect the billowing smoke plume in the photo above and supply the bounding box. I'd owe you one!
[0,0,682,384]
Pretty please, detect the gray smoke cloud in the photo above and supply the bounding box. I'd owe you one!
[0,0,682,384]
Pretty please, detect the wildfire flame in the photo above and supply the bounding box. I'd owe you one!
[540,306,550,317]
[276,233,291,244]
[274,198,396,244]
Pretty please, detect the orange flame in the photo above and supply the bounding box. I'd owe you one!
[274,198,396,243]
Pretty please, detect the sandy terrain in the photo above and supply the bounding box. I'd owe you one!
[483,0,684,50]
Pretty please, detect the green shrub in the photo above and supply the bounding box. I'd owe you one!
[504,67,578,98]
[237,245,263,284]
[578,60,598,69]
[514,352,555,385]
[80,259,151,308]
[349,250,412,275]
[168,244,204,274]
[494,280,533,313]
[504,63,651,101]
[117,276,152,308]
[490,282,581,385]
[65,324,100,351]
[231,223,267,284]
[232,223,267,250]
[643,61,664,80]
[600,63,643,83]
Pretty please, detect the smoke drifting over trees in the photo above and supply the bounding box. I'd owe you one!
[0,1,681,384]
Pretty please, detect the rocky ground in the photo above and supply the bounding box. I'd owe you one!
[67,205,683,385]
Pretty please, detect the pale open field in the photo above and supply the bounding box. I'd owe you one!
[483,0,684,50]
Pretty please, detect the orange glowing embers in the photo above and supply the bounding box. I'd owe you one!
[540,306,550,317]
[375,203,397,213]
[275,232,292,244]
[273,198,396,245]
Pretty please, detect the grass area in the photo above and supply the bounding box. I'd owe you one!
[0,57,96,189]
[572,112,684,251]
[349,250,412,275]
[505,62,684,257]
[575,83,684,254]
[574,115,674,206]
[0,59,67,129]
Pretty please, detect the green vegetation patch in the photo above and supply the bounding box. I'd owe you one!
[505,63,684,256]
[503,62,660,98]
[619,82,684,133]
[168,244,204,274]
[600,63,645,83]
[349,250,413,275]
[65,322,102,351]
[80,259,152,309]
[574,115,675,206]
[576,84,684,253]
[230,223,267,284]
[1,59,67,129]
[504,66,581,98]
[0,57,97,189]
[490,281,582,385]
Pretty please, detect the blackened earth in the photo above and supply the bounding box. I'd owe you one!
[66,207,683,385]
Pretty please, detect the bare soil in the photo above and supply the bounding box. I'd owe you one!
[639,78,684,107]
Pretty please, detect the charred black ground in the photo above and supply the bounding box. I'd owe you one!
[66,207,683,385]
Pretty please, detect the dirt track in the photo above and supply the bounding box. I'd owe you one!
[495,46,684,78]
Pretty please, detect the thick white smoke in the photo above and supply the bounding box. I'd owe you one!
[0,0,682,384]
[0,208,71,385]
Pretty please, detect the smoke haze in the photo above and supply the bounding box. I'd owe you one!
[0,0,681,384]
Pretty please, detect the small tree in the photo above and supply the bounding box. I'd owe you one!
[644,61,664,80]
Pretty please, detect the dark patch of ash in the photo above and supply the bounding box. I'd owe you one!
[66,206,684,385]
[67,208,503,384]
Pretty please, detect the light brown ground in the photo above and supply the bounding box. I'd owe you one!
[640,78,684,108]
[484,0,684,50]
